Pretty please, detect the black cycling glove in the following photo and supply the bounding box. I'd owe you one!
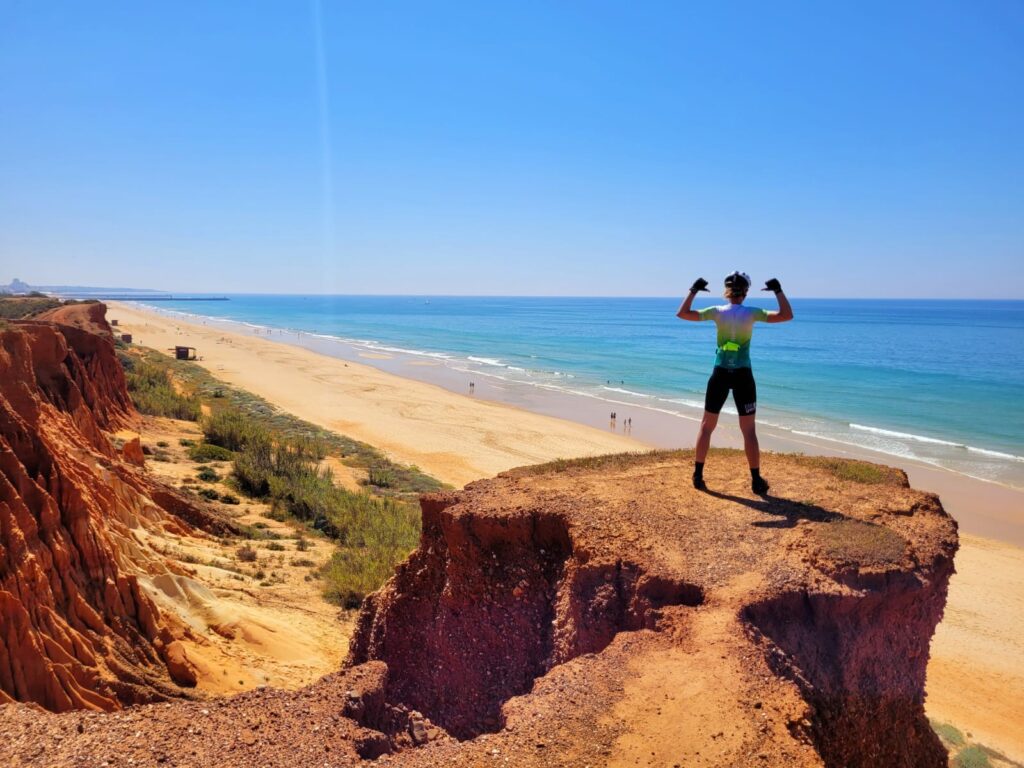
[763,278,782,293]
[689,277,709,293]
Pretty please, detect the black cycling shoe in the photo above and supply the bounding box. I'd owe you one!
[751,476,770,495]
[692,473,707,491]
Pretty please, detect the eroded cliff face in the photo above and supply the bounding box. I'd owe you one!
[346,453,958,767]
[348,498,704,739]
[0,304,225,711]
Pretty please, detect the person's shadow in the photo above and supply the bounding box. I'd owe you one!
[702,489,844,529]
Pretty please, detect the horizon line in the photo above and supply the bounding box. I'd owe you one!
[93,291,1024,301]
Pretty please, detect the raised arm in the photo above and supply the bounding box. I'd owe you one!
[762,278,793,323]
[676,278,708,321]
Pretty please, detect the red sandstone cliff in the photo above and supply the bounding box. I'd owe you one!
[346,454,958,767]
[0,303,227,711]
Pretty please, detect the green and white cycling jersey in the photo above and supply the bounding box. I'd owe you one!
[697,303,768,369]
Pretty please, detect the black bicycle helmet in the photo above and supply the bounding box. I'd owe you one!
[724,271,751,295]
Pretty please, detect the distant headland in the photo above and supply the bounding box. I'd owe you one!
[1,278,228,301]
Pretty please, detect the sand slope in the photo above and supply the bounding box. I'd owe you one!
[926,533,1024,761]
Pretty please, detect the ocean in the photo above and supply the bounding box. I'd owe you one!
[137,295,1024,488]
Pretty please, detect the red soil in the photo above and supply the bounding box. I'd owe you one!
[0,304,230,712]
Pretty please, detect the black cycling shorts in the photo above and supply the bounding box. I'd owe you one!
[704,366,757,416]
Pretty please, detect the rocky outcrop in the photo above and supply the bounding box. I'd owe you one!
[346,452,958,767]
[0,303,226,712]
[348,496,704,739]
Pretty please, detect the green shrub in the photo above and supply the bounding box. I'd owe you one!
[953,746,992,768]
[196,467,219,482]
[237,545,257,562]
[188,442,234,462]
[295,536,310,552]
[264,503,289,522]
[126,362,201,420]
[322,542,412,608]
[156,440,169,448]
[214,406,426,608]
[198,488,220,501]
[367,465,396,488]
[220,493,240,505]
[930,721,965,747]
[202,410,268,452]
[293,558,316,568]
[234,432,274,495]
[179,438,195,447]
[290,434,328,461]
[320,496,419,607]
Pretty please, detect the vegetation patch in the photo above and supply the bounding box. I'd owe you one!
[366,464,396,488]
[118,347,443,607]
[810,518,906,567]
[513,448,761,479]
[196,466,219,482]
[123,346,442,498]
[126,361,202,420]
[792,455,905,486]
[202,409,273,453]
[229,425,421,605]
[930,720,965,748]
[188,442,234,462]
[0,296,63,319]
[952,746,992,768]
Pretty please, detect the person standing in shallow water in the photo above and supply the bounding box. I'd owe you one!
[676,272,793,494]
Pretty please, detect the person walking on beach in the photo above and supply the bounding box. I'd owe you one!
[676,272,793,494]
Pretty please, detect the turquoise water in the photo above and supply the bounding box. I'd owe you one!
[141,295,1024,486]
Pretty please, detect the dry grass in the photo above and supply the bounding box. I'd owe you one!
[792,455,906,487]
[512,449,685,477]
[810,519,907,567]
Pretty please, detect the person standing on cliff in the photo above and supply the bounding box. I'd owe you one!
[676,272,793,494]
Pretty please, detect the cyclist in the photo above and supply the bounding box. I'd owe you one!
[676,272,793,494]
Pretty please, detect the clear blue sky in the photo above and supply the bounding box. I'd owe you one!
[1,1,1022,297]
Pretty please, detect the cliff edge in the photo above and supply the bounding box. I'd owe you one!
[3,447,957,767]
[0,304,232,712]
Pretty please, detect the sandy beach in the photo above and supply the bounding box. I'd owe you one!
[110,301,1024,761]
